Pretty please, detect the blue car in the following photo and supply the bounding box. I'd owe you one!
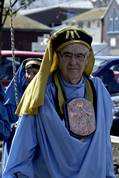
[93,57,119,136]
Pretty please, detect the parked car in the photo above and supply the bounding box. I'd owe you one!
[0,50,43,87]
[93,55,119,72]
[93,56,119,136]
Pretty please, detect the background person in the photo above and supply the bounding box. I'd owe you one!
[0,82,10,141]
[2,58,42,171]
[0,82,11,178]
[3,26,115,178]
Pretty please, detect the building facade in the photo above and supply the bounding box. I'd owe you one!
[63,0,119,55]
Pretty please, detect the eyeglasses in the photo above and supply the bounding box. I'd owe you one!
[60,52,87,61]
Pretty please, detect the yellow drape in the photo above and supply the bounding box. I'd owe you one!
[16,26,95,116]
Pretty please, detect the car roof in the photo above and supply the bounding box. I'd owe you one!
[0,50,44,58]
[93,58,119,76]
[95,55,119,60]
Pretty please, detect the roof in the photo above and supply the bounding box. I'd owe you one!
[60,0,93,9]
[19,6,57,15]
[3,14,51,30]
[19,0,93,16]
[64,7,107,23]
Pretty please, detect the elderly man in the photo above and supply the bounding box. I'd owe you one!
[3,26,115,178]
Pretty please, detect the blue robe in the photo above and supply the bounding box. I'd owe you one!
[0,82,10,141]
[3,75,115,178]
[2,63,27,172]
[5,62,27,124]
[0,82,11,178]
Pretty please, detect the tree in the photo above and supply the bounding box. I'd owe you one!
[0,0,35,31]
[0,0,34,51]
[20,0,35,8]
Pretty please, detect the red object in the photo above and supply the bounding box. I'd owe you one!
[0,50,44,87]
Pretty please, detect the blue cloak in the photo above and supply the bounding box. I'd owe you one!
[3,75,115,178]
[0,82,10,141]
[2,62,27,172]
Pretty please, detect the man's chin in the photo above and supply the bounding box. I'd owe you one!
[69,78,81,85]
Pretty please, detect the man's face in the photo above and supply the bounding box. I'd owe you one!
[25,67,39,84]
[58,43,90,84]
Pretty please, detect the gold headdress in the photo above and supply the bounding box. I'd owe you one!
[25,59,41,69]
[16,26,95,115]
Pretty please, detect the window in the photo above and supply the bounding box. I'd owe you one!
[108,8,119,33]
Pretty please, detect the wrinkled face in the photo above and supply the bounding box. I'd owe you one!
[58,43,90,84]
[25,67,39,84]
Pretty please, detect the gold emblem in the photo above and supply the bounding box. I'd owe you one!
[66,30,80,39]
[66,98,96,137]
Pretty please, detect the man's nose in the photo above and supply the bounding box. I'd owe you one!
[70,55,77,64]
